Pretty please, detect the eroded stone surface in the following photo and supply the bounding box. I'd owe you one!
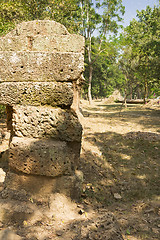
[11,105,82,141]
[0,82,73,107]
[9,137,80,177]
[6,20,69,37]
[0,35,84,53]
[0,51,84,82]
[0,19,84,203]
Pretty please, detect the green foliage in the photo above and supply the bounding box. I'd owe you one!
[0,105,5,118]
[100,0,125,34]
[124,5,160,99]
[0,1,25,35]
[2,0,159,101]
[81,0,125,102]
[0,0,81,35]
[46,0,81,33]
[83,36,125,98]
[0,0,126,101]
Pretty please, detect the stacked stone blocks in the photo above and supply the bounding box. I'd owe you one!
[0,20,84,199]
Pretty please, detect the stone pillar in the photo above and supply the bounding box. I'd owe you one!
[0,20,84,202]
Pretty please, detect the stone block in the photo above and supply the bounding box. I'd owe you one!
[0,35,84,53]
[11,105,82,141]
[0,51,84,82]
[0,82,73,107]
[6,20,69,37]
[9,137,81,177]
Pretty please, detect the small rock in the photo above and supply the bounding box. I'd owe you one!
[0,222,3,229]
[78,209,85,215]
[83,200,90,205]
[139,224,149,231]
[4,132,10,140]
[0,168,6,183]
[152,228,159,234]
[113,193,122,200]
[90,225,98,232]
[77,204,83,209]
[144,208,154,213]
[0,132,2,144]
[75,170,83,182]
[56,230,64,236]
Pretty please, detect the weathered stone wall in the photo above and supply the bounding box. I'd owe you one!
[0,52,84,82]
[11,106,82,141]
[0,82,73,107]
[0,35,84,53]
[0,20,84,201]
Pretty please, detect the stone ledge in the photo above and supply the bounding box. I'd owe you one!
[0,51,84,82]
[0,82,73,107]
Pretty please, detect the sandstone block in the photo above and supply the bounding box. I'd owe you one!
[9,137,81,177]
[11,105,82,142]
[6,20,69,37]
[0,35,84,53]
[0,82,73,107]
[0,51,84,82]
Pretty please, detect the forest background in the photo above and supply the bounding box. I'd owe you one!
[0,0,159,104]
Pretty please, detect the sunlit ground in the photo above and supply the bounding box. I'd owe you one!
[80,100,160,240]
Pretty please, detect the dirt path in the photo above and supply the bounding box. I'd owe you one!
[79,100,160,240]
[0,101,159,239]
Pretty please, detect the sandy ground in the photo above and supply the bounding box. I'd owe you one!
[79,100,160,240]
[0,100,160,239]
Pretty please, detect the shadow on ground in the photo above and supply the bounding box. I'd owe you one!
[0,102,160,239]
[79,102,160,240]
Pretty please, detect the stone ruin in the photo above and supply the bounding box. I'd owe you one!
[0,20,84,202]
[0,21,125,240]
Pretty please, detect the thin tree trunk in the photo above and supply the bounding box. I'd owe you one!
[124,75,127,108]
[130,83,133,100]
[124,87,127,108]
[87,30,93,104]
[88,64,93,104]
[143,79,148,104]
[137,84,140,99]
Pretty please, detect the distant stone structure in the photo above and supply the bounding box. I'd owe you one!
[0,20,84,201]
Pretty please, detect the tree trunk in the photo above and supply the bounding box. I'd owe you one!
[124,75,127,108]
[88,64,93,104]
[143,79,148,104]
[130,83,133,100]
[87,32,93,105]
[137,84,140,99]
[124,87,127,108]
